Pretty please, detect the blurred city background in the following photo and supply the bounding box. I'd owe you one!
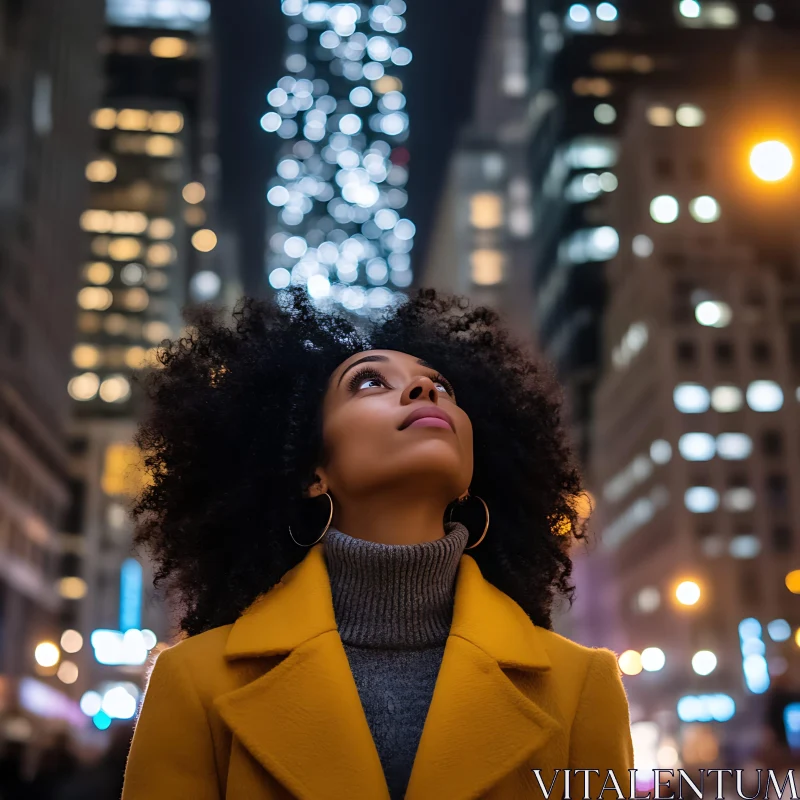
[1,0,799,796]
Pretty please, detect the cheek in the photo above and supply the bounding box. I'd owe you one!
[322,405,390,467]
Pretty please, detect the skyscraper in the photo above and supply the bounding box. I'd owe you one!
[63,0,229,721]
[261,0,415,319]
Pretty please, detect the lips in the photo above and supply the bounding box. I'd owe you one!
[399,405,455,432]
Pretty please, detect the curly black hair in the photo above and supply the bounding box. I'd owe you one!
[131,285,589,638]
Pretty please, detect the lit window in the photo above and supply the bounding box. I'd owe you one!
[91,108,117,129]
[632,234,654,257]
[99,376,132,404]
[84,262,113,285]
[147,243,176,267]
[685,487,719,513]
[562,226,619,263]
[695,300,731,327]
[80,210,113,233]
[646,105,674,126]
[689,196,720,222]
[72,345,101,369]
[150,37,189,58]
[716,433,752,460]
[650,195,679,223]
[746,380,783,412]
[564,137,618,169]
[722,487,756,512]
[145,135,177,157]
[68,372,100,401]
[754,3,774,21]
[116,108,150,131]
[674,383,710,413]
[572,77,614,97]
[707,2,738,26]
[182,182,206,204]
[710,385,743,412]
[596,3,618,22]
[566,4,592,30]
[470,249,504,285]
[149,111,184,133]
[77,287,113,311]
[123,288,149,311]
[594,103,616,124]
[678,0,701,18]
[148,218,175,239]
[120,263,145,285]
[469,193,503,229]
[108,238,143,261]
[650,439,672,464]
[86,159,117,182]
[676,104,705,127]
[634,587,661,613]
[190,271,222,301]
[678,433,715,461]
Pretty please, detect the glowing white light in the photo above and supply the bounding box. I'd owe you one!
[596,2,618,20]
[568,4,591,23]
[650,195,679,223]
[269,268,291,289]
[689,196,720,222]
[350,86,373,107]
[767,619,791,642]
[730,535,760,558]
[80,690,103,717]
[394,219,416,240]
[375,209,399,229]
[716,433,752,460]
[190,271,221,301]
[381,91,406,111]
[260,112,281,132]
[390,47,412,65]
[746,380,783,412]
[267,186,290,206]
[678,433,715,461]
[723,487,756,512]
[339,114,362,134]
[754,3,774,21]
[367,35,392,61]
[711,385,742,412]
[695,300,731,327]
[101,686,137,720]
[599,172,618,191]
[632,234,654,257]
[650,440,672,464]
[692,651,717,676]
[594,103,617,124]
[640,647,666,672]
[267,88,288,108]
[284,236,308,258]
[676,104,705,126]
[685,486,719,513]
[679,0,701,18]
[674,383,710,413]
[307,274,331,298]
[380,112,408,135]
[750,141,793,182]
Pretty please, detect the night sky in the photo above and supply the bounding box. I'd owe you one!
[213,0,489,294]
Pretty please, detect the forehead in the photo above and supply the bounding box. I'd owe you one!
[332,349,417,377]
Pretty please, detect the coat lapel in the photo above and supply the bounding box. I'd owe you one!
[215,541,560,800]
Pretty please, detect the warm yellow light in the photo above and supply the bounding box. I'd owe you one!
[80,210,114,233]
[148,218,175,239]
[147,242,176,267]
[86,159,117,182]
[149,111,184,134]
[91,108,117,129]
[750,141,793,182]
[675,580,701,606]
[77,286,113,311]
[182,181,206,204]
[84,261,113,284]
[124,288,149,311]
[795,628,800,648]
[618,650,642,676]
[124,346,148,368]
[99,376,132,403]
[786,570,800,594]
[150,37,189,58]
[572,491,594,520]
[72,344,101,369]
[192,228,218,252]
[111,211,148,234]
[108,238,143,261]
[34,642,60,668]
[116,108,150,131]
[144,321,173,344]
[146,271,169,290]
[102,442,152,496]
[372,76,403,94]
[470,249,504,285]
[646,105,675,127]
[60,630,83,654]
[104,314,129,335]
[68,372,100,401]
[57,661,79,685]
[145,135,176,157]
[59,576,88,600]
[469,193,503,229]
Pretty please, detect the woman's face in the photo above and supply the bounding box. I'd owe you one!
[312,349,473,506]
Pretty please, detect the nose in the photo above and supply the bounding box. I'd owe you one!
[401,375,440,405]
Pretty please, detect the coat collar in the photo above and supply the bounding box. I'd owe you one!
[215,542,559,800]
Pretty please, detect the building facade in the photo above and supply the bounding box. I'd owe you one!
[0,0,105,743]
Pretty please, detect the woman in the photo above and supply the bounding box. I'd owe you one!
[122,286,634,800]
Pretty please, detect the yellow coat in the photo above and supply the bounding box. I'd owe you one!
[122,541,634,800]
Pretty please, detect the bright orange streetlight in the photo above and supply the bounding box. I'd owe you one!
[749,141,794,182]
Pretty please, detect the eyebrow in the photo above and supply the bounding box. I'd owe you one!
[337,354,436,387]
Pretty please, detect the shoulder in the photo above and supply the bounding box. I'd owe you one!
[536,627,623,688]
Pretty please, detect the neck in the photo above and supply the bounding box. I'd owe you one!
[330,491,453,545]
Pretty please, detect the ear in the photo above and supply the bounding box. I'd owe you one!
[306,471,329,498]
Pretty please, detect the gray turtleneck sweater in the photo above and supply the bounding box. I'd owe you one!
[322,521,470,800]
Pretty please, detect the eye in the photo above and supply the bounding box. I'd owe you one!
[347,366,388,392]
[429,372,456,399]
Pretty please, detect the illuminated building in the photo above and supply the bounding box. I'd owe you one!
[422,0,535,344]
[64,0,231,710]
[0,0,105,734]
[261,0,415,318]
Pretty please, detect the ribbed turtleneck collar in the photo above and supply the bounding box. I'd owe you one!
[322,521,470,649]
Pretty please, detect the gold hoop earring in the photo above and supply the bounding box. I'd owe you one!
[448,492,489,550]
[289,491,334,547]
